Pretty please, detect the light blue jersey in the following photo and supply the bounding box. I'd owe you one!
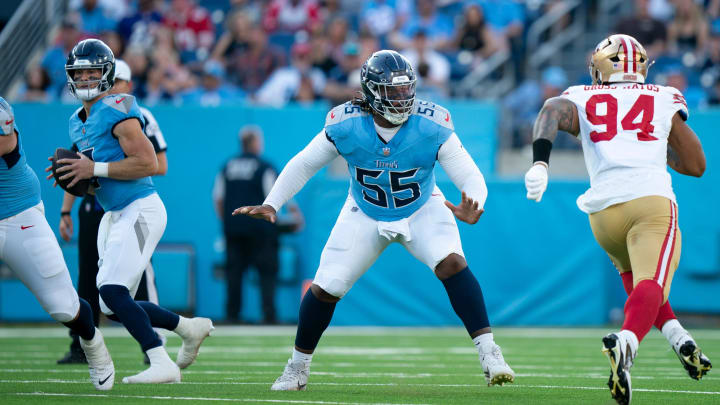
[68,94,155,211]
[0,98,41,220]
[325,100,454,221]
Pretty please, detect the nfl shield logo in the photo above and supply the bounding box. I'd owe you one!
[82,127,86,134]
[383,147,390,156]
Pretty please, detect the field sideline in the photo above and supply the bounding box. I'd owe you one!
[1,326,719,404]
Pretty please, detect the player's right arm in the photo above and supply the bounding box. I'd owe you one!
[525,96,579,202]
[667,112,705,177]
[232,130,339,223]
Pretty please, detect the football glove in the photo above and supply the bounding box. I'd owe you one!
[524,163,548,202]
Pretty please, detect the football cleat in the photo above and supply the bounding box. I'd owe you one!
[79,328,115,391]
[479,343,515,386]
[123,347,180,384]
[673,338,712,380]
[175,317,214,369]
[271,359,309,391]
[602,333,635,405]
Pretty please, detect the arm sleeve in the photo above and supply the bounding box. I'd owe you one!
[263,129,339,211]
[437,132,488,208]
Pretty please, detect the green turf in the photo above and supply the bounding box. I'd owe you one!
[0,326,718,404]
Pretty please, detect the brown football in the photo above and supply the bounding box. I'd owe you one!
[52,148,90,197]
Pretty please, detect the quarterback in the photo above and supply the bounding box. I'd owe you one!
[47,39,213,384]
[236,50,514,390]
[0,97,114,390]
[524,34,711,404]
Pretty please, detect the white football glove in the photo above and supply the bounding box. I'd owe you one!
[524,162,548,202]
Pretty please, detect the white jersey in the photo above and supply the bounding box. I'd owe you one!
[560,83,689,213]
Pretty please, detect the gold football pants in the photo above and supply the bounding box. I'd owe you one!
[589,195,681,302]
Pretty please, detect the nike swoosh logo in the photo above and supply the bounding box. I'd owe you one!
[99,372,113,385]
[5,119,13,125]
[445,114,450,122]
[20,225,34,230]
[431,193,440,196]
[330,111,335,119]
[115,97,126,104]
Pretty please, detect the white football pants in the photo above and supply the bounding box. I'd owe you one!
[0,202,79,322]
[313,186,465,298]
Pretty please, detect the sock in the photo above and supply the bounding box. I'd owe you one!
[441,267,490,336]
[146,346,173,366]
[661,318,687,348]
[99,284,162,352]
[294,288,337,352]
[620,272,633,295]
[136,301,180,330]
[292,348,313,366]
[654,300,677,330]
[63,298,96,341]
[472,332,494,352]
[618,329,639,355]
[621,280,663,342]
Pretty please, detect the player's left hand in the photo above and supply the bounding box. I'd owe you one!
[232,204,277,224]
[53,152,95,188]
[445,191,484,224]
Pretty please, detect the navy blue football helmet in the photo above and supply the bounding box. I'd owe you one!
[65,39,115,101]
[360,50,416,125]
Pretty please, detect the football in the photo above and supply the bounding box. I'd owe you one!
[51,147,90,197]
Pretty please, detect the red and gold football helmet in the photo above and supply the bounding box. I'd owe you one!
[589,34,649,85]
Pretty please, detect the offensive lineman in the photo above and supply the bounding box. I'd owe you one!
[47,39,213,383]
[0,97,115,390]
[236,50,514,390]
[524,34,711,404]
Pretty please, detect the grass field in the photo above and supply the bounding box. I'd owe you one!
[0,326,718,404]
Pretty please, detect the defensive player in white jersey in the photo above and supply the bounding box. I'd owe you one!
[523,34,711,404]
[0,97,115,390]
[236,50,514,390]
[48,39,213,384]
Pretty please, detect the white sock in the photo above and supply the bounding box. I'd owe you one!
[146,346,173,366]
[473,333,494,352]
[661,319,687,346]
[174,316,191,336]
[618,330,639,354]
[291,348,313,366]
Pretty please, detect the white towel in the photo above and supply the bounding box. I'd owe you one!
[377,218,411,242]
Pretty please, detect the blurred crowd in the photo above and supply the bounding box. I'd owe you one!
[13,0,720,148]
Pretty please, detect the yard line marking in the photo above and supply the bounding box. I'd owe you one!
[12,392,430,405]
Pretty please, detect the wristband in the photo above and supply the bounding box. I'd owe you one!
[93,162,109,177]
[532,139,553,165]
[61,211,71,217]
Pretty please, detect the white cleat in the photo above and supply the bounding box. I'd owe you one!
[123,346,181,384]
[79,328,115,391]
[479,343,515,386]
[271,359,309,391]
[175,317,214,369]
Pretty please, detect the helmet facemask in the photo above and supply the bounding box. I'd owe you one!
[66,61,114,101]
[366,75,416,125]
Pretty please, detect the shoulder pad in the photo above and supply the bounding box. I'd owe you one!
[101,94,137,114]
[0,100,14,136]
[560,85,584,96]
[413,100,454,131]
[325,102,367,127]
[660,85,689,120]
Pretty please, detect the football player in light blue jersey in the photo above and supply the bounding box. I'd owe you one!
[0,97,115,390]
[236,50,515,390]
[47,39,213,384]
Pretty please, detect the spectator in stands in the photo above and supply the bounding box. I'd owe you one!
[476,0,524,41]
[402,30,451,98]
[323,42,363,105]
[614,0,667,60]
[74,0,117,35]
[326,17,350,66]
[41,15,82,99]
[163,0,215,63]
[263,0,321,33]
[360,0,401,48]
[700,28,720,88]
[662,67,707,109]
[254,42,326,107]
[229,0,264,25]
[320,0,355,31]
[708,78,720,105]
[309,31,338,76]
[123,47,151,100]
[227,26,286,94]
[117,0,164,53]
[211,10,253,62]
[100,31,124,60]
[452,4,501,63]
[502,66,570,149]
[390,0,453,50]
[179,60,245,106]
[144,43,196,105]
[17,66,51,103]
[667,0,709,59]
